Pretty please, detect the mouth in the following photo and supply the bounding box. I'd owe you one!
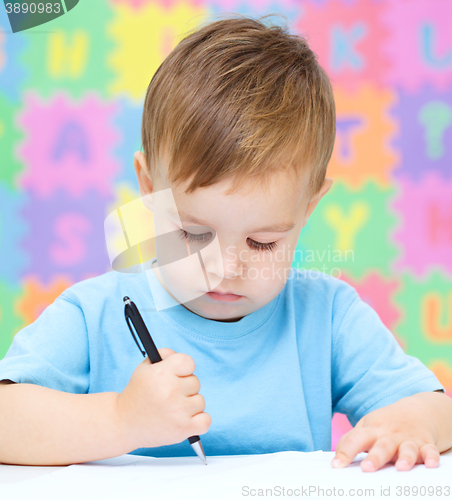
[204,291,243,302]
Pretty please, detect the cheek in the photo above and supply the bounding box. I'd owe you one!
[243,260,288,288]
[250,271,287,304]
[159,256,208,293]
[262,248,297,285]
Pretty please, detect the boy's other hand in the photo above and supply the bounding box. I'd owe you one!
[331,391,452,472]
[115,348,211,450]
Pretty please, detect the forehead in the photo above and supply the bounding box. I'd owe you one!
[157,163,308,201]
[154,148,310,201]
[157,168,309,231]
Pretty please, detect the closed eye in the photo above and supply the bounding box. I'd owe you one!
[178,229,278,252]
[246,239,278,252]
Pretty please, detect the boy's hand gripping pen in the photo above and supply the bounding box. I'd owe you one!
[123,296,207,465]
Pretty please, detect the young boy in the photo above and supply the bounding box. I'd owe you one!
[0,14,450,472]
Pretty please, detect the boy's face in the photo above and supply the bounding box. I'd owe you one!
[134,151,333,322]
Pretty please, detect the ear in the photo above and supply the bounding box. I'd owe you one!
[134,151,154,197]
[303,177,334,226]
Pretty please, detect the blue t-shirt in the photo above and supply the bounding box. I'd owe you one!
[0,260,444,457]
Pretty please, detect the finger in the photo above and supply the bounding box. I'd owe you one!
[332,428,376,468]
[165,353,196,376]
[419,443,440,468]
[361,436,399,472]
[190,411,212,436]
[186,393,206,416]
[158,348,177,360]
[335,431,348,451]
[180,375,201,396]
[395,440,419,471]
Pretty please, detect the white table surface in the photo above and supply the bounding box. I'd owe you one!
[1,448,451,500]
[1,447,451,484]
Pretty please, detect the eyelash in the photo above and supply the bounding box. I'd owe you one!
[178,229,279,252]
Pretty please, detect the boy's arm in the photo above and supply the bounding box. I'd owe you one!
[0,381,130,466]
[332,390,452,472]
[331,287,447,473]
[0,349,210,466]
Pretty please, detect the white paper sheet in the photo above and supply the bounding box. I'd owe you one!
[1,450,450,500]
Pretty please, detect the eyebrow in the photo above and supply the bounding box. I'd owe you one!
[165,207,296,233]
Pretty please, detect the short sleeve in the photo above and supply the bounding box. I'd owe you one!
[332,295,445,427]
[0,293,90,394]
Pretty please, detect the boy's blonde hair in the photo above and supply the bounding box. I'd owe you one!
[141,13,336,198]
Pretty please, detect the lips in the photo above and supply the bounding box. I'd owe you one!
[204,290,244,302]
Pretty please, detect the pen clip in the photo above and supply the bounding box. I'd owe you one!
[125,314,147,358]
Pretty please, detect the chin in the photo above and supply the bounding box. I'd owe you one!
[184,301,245,322]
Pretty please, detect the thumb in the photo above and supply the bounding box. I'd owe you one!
[158,347,177,360]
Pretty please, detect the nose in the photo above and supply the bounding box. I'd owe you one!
[221,246,242,279]
[203,241,242,281]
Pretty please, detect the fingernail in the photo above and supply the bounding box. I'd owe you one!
[332,458,342,467]
[397,459,409,468]
[363,460,375,471]
[426,458,438,467]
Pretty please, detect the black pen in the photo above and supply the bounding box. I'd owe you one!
[123,296,207,465]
